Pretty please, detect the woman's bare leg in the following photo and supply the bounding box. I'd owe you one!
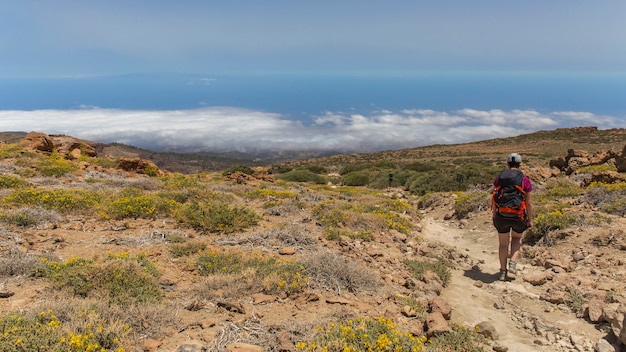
[498,231,510,271]
[510,231,523,263]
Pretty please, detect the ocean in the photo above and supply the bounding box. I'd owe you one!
[1,72,625,122]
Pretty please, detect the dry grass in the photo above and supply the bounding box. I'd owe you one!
[303,251,381,294]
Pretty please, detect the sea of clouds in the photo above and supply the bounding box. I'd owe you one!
[0,107,619,153]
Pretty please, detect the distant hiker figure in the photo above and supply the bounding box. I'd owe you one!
[492,153,533,281]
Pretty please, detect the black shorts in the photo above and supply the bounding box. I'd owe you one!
[493,213,528,234]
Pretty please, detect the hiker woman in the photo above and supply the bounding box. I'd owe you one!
[492,153,533,281]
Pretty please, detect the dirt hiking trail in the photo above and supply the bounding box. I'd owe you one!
[420,214,609,352]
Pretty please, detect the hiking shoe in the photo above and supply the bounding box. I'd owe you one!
[499,269,507,281]
[508,261,517,275]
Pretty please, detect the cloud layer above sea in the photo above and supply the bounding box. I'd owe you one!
[0,107,619,153]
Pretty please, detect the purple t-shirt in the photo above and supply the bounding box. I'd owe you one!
[493,173,532,192]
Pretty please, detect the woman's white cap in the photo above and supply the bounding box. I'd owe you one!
[507,153,522,163]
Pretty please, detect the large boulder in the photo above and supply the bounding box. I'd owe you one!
[19,131,54,152]
[116,157,165,176]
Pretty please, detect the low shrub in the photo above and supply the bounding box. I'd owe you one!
[341,171,369,186]
[426,324,487,351]
[196,250,308,295]
[567,288,587,312]
[176,202,259,233]
[454,191,490,219]
[2,187,101,213]
[222,165,254,176]
[526,206,578,244]
[313,199,414,235]
[34,253,161,304]
[0,175,28,189]
[100,188,178,220]
[584,182,626,217]
[542,177,582,199]
[405,258,452,287]
[303,251,380,294]
[246,187,298,200]
[305,165,329,174]
[0,143,23,159]
[296,317,427,352]
[37,154,78,177]
[0,309,123,352]
[576,164,617,173]
[169,242,207,258]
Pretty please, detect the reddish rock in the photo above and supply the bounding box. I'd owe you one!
[429,297,452,320]
[117,157,165,176]
[425,311,450,338]
[19,131,54,152]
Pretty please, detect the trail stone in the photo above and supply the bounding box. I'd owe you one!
[425,311,450,338]
[139,338,161,352]
[476,321,499,340]
[429,297,452,320]
[279,247,296,255]
[401,305,418,317]
[602,303,625,343]
[253,293,277,305]
[540,289,567,304]
[587,299,605,322]
[594,338,617,352]
[277,331,295,352]
[523,271,550,286]
[492,345,509,352]
[0,291,15,298]
[177,343,205,352]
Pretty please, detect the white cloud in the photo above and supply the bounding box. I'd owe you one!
[0,107,619,153]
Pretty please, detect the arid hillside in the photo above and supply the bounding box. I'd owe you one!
[0,128,625,352]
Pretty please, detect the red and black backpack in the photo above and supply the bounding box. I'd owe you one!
[492,169,527,220]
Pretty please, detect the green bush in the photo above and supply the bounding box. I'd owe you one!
[584,182,626,216]
[222,165,254,176]
[0,309,124,352]
[176,202,259,233]
[34,253,161,304]
[37,154,78,177]
[2,188,101,213]
[276,169,327,184]
[341,171,369,186]
[196,250,308,295]
[0,144,23,159]
[543,177,582,199]
[405,259,451,287]
[169,242,207,258]
[525,206,578,244]
[402,161,439,172]
[296,317,426,351]
[368,171,411,189]
[305,165,329,174]
[339,163,369,175]
[0,175,28,189]
[101,188,178,220]
[454,191,490,219]
[426,324,487,351]
[0,211,37,227]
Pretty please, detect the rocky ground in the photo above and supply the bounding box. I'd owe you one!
[1,183,625,352]
[0,132,625,352]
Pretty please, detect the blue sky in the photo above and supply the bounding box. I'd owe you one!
[2,1,625,77]
[1,1,625,153]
